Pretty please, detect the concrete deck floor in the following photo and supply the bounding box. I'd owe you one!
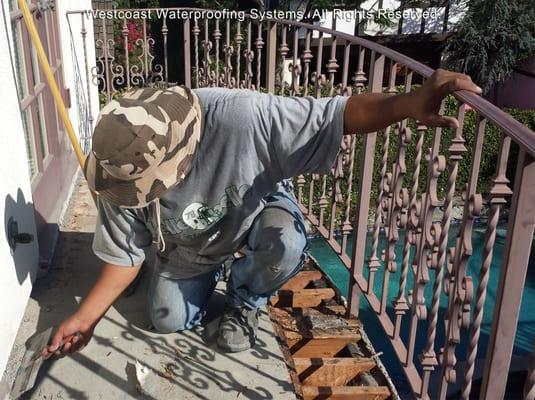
[3,176,295,400]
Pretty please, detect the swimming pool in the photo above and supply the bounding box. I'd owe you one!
[309,223,535,397]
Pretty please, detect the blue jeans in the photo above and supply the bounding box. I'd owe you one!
[148,191,308,333]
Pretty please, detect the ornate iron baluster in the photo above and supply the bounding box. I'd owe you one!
[162,16,168,84]
[341,135,357,256]
[438,116,486,399]
[312,33,325,98]
[393,120,425,339]
[213,19,221,87]
[407,101,446,367]
[290,27,301,96]
[326,36,338,97]
[337,41,351,96]
[381,124,411,313]
[223,20,234,88]
[302,30,312,97]
[420,104,468,396]
[192,18,200,88]
[243,21,253,89]
[278,25,288,96]
[121,18,130,90]
[255,22,264,90]
[460,134,512,399]
[352,46,367,94]
[234,21,242,88]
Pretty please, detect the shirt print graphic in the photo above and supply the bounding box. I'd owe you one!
[161,184,251,239]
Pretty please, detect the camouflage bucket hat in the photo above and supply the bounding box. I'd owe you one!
[84,86,203,208]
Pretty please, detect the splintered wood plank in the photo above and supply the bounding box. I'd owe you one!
[271,288,336,308]
[281,270,323,290]
[294,357,376,386]
[301,385,391,400]
[288,337,359,357]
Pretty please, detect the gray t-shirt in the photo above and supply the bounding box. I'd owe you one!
[93,88,348,278]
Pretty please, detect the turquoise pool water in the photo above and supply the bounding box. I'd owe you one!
[309,223,535,396]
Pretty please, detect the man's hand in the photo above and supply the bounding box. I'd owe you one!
[41,262,141,359]
[344,68,482,134]
[42,314,96,359]
[407,69,482,129]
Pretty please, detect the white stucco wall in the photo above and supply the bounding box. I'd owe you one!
[0,0,39,380]
[0,0,98,381]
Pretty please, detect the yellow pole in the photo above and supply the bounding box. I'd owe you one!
[18,0,96,203]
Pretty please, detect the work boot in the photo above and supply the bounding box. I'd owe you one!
[217,305,260,352]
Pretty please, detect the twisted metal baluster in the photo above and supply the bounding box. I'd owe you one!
[318,175,328,229]
[223,20,234,88]
[255,22,264,90]
[341,135,357,256]
[302,30,312,97]
[368,60,398,295]
[460,135,512,399]
[420,104,468,396]
[121,18,130,90]
[406,101,446,367]
[213,19,221,87]
[278,25,288,96]
[329,142,346,240]
[235,21,242,89]
[336,41,351,95]
[352,46,367,94]
[393,121,425,339]
[162,17,168,84]
[312,33,325,98]
[243,21,253,89]
[290,27,301,96]
[438,116,486,399]
[308,174,319,217]
[326,36,338,97]
[193,19,200,88]
[380,124,411,313]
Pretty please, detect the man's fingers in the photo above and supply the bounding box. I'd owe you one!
[426,114,459,129]
[48,328,64,352]
[440,77,482,96]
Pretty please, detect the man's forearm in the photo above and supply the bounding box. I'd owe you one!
[75,263,141,323]
[344,92,416,134]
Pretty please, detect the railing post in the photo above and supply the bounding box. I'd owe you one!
[265,21,277,93]
[347,52,384,318]
[479,151,535,400]
[183,18,191,88]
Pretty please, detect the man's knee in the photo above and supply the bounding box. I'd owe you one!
[254,222,308,275]
[150,306,188,333]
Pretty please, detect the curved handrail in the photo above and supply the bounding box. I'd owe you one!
[68,7,535,155]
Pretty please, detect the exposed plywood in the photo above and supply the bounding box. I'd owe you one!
[288,337,359,358]
[281,271,323,290]
[271,288,336,308]
[302,385,391,400]
[293,357,376,386]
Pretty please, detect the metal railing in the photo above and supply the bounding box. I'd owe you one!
[66,8,535,399]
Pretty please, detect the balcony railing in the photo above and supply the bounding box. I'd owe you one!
[66,8,535,399]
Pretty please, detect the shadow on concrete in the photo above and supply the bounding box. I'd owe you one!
[11,229,293,400]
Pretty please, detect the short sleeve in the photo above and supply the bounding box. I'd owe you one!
[92,198,153,266]
[258,94,348,180]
